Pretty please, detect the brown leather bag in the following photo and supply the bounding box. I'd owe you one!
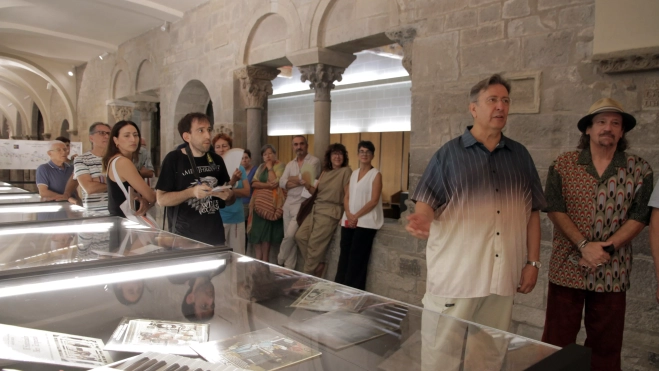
[253,188,283,221]
[296,189,317,226]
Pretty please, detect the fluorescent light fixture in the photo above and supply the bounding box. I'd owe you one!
[0,259,226,298]
[0,205,62,213]
[67,71,74,76]
[0,195,33,200]
[237,256,254,262]
[0,187,11,191]
[0,222,113,236]
[70,205,86,211]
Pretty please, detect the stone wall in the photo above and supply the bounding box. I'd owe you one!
[71,0,659,369]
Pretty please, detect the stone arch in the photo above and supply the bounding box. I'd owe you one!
[135,57,158,94]
[110,57,133,100]
[0,88,29,137]
[59,119,69,139]
[0,51,75,133]
[173,79,213,145]
[237,0,303,66]
[310,0,400,48]
[0,107,14,138]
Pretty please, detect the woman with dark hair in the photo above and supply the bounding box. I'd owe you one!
[295,143,352,277]
[102,120,156,217]
[335,140,383,290]
[212,133,250,254]
[248,144,285,261]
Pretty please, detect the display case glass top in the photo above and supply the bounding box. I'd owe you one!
[0,201,91,225]
[0,216,220,278]
[0,250,560,370]
[0,193,41,204]
[0,186,29,193]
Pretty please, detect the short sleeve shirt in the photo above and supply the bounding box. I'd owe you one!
[649,182,659,208]
[73,151,108,213]
[411,126,546,298]
[36,161,73,195]
[156,149,231,246]
[543,149,653,292]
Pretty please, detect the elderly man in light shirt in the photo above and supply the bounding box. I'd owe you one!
[35,140,78,204]
[277,135,321,269]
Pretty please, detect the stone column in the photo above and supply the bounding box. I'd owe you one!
[385,26,417,75]
[107,100,135,125]
[299,64,346,160]
[235,66,279,165]
[134,101,158,145]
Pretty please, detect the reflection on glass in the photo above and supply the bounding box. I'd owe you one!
[0,205,63,213]
[113,280,145,305]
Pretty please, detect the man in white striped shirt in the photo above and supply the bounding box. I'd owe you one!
[74,122,111,214]
[407,74,546,370]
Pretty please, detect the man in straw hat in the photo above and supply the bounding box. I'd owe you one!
[542,97,654,370]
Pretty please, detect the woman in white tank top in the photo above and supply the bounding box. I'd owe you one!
[335,140,384,290]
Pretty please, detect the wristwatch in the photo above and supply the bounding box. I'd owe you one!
[527,260,542,269]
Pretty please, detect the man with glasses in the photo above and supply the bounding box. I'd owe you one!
[36,140,78,204]
[74,122,111,213]
[407,74,545,370]
[278,135,321,269]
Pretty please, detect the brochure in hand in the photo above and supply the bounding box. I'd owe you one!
[104,318,209,356]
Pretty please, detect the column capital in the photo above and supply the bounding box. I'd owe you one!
[67,129,78,136]
[42,133,52,140]
[107,100,135,122]
[385,26,417,75]
[235,66,279,109]
[134,101,158,113]
[299,64,346,102]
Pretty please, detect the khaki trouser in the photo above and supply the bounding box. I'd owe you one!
[421,293,513,371]
[295,208,338,274]
[278,202,300,268]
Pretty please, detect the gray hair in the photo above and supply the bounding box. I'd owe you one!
[292,135,307,144]
[88,122,110,134]
[48,140,66,151]
[469,74,511,103]
[260,144,277,156]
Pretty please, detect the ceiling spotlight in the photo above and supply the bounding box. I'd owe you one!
[23,95,30,100]
[46,83,52,90]
[68,71,74,76]
[99,52,109,60]
[7,103,12,107]
[160,21,169,32]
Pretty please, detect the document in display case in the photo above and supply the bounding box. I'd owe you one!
[105,318,209,356]
[0,216,226,280]
[0,248,571,371]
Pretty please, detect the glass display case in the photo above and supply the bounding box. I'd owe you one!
[0,186,30,193]
[0,216,226,280]
[0,248,564,370]
[0,193,42,204]
[0,201,92,225]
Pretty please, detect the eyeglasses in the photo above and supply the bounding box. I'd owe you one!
[483,96,511,105]
[92,131,111,137]
[358,150,373,156]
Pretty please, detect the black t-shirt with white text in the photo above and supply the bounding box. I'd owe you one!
[156,148,230,246]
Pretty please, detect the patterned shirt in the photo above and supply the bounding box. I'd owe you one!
[412,127,546,298]
[544,149,653,292]
[73,151,109,213]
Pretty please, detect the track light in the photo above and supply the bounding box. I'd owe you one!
[68,71,74,76]
[160,21,169,32]
[99,52,109,60]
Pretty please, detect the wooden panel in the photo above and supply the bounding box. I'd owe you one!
[380,132,403,205]
[359,132,381,170]
[402,131,410,191]
[278,135,293,164]
[306,134,314,158]
[341,133,360,170]
[330,134,341,146]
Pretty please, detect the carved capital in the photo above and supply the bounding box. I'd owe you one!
[42,133,52,140]
[67,129,78,136]
[386,26,417,75]
[10,136,21,140]
[597,53,659,74]
[235,66,279,109]
[109,104,134,122]
[299,64,345,102]
[134,101,158,114]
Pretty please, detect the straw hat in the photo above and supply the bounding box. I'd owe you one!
[577,98,636,133]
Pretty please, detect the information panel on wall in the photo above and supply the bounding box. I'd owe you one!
[0,139,83,170]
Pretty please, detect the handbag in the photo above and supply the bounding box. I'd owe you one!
[110,157,158,229]
[253,188,283,221]
[296,188,317,226]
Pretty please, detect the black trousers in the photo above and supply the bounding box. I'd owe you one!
[335,226,378,290]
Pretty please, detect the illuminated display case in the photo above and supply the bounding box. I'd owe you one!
[0,193,42,204]
[0,246,569,370]
[0,216,225,280]
[0,186,30,193]
[0,201,92,225]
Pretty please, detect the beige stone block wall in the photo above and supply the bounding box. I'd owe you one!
[70,0,659,369]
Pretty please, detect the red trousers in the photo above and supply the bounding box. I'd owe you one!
[542,282,626,371]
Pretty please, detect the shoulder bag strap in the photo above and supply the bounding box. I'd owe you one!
[110,156,130,200]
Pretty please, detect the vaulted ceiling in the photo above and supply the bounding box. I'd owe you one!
[0,0,209,135]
